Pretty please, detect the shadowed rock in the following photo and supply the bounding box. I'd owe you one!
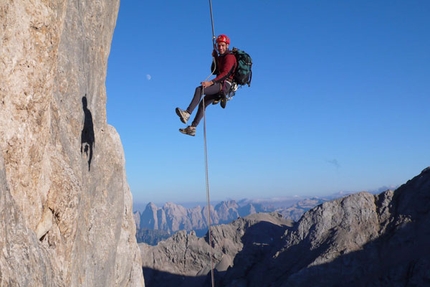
[140,168,430,287]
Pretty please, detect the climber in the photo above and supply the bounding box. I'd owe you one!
[175,34,237,136]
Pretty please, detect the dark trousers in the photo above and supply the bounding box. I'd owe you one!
[186,83,222,127]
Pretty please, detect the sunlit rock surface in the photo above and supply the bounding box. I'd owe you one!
[0,1,144,286]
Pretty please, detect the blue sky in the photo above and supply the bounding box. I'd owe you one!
[106,0,430,209]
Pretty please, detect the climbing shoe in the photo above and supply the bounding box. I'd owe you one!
[212,94,222,105]
[220,96,227,109]
[179,126,196,136]
[175,107,190,124]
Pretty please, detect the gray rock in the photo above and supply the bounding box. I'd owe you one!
[223,167,430,287]
[137,200,280,237]
[277,197,328,221]
[0,1,143,286]
[140,212,293,287]
[140,168,430,287]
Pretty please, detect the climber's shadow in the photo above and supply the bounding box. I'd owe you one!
[81,95,95,171]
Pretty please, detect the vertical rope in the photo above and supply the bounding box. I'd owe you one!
[205,1,216,286]
[208,0,216,43]
[202,89,215,287]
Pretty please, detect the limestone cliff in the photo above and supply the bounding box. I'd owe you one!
[0,1,144,286]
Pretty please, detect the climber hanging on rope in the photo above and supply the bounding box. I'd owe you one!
[175,34,237,136]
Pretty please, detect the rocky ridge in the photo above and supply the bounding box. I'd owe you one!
[136,200,271,236]
[140,167,430,287]
[140,213,293,287]
[0,1,143,286]
[135,198,326,240]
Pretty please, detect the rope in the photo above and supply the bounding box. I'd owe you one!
[208,0,216,43]
[203,2,216,286]
[202,94,215,287]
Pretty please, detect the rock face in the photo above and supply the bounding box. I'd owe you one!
[141,168,430,287]
[0,1,144,286]
[140,213,293,287]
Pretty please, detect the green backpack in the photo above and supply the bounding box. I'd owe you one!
[231,47,253,87]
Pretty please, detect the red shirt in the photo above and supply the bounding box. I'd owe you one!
[212,51,237,83]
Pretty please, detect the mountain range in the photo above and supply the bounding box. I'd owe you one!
[133,196,330,240]
[139,167,430,287]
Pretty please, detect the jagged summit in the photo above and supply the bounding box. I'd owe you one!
[140,212,293,287]
[141,167,430,287]
[136,199,276,238]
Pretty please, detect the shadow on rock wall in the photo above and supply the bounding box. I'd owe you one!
[80,95,95,171]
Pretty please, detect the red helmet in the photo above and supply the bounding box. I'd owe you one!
[216,34,230,45]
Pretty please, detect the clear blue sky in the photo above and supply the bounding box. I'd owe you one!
[106,0,430,208]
